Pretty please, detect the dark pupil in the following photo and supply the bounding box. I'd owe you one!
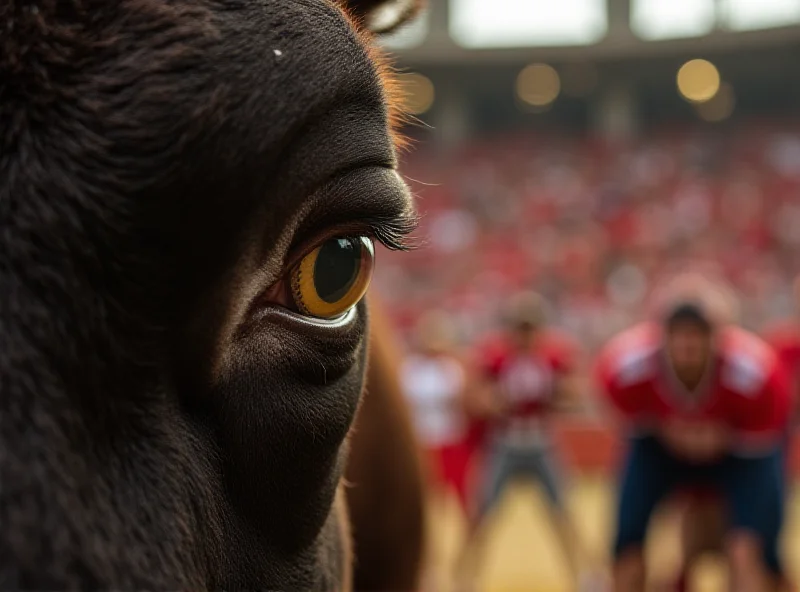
[314,238,361,304]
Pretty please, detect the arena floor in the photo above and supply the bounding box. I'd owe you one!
[428,477,800,592]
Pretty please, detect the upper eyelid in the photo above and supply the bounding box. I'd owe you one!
[285,168,417,265]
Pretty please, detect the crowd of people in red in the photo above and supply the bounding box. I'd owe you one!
[376,120,800,354]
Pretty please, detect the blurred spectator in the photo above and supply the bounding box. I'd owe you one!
[400,311,476,591]
[401,311,472,512]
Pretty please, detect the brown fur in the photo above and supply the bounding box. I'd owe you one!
[346,296,427,591]
[335,486,355,592]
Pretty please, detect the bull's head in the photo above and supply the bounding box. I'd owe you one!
[0,0,419,588]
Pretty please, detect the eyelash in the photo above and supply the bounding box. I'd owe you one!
[363,214,420,252]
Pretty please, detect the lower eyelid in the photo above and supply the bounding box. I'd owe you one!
[282,305,357,328]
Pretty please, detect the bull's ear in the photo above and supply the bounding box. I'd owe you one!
[339,0,423,34]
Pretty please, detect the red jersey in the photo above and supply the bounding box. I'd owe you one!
[478,330,577,445]
[763,320,800,429]
[763,320,800,389]
[595,323,792,456]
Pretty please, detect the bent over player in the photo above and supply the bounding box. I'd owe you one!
[596,298,793,592]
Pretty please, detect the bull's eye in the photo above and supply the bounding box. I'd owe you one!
[290,236,375,319]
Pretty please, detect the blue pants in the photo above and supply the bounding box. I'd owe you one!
[614,435,786,574]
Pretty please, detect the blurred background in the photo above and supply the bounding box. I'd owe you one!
[372,3,800,590]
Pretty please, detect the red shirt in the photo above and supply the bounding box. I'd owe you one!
[595,323,792,457]
[478,330,577,443]
[763,319,800,428]
[763,320,800,388]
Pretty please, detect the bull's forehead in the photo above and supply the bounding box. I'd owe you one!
[3,0,394,199]
[198,0,398,198]
[2,0,399,274]
[214,0,393,155]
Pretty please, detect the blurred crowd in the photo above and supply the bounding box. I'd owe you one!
[375,120,800,354]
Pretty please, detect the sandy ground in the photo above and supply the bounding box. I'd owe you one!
[426,476,800,592]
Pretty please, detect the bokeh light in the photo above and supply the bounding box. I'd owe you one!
[677,58,721,103]
[695,82,736,121]
[516,63,561,107]
[398,72,435,115]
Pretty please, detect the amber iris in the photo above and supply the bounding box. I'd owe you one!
[291,236,375,318]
